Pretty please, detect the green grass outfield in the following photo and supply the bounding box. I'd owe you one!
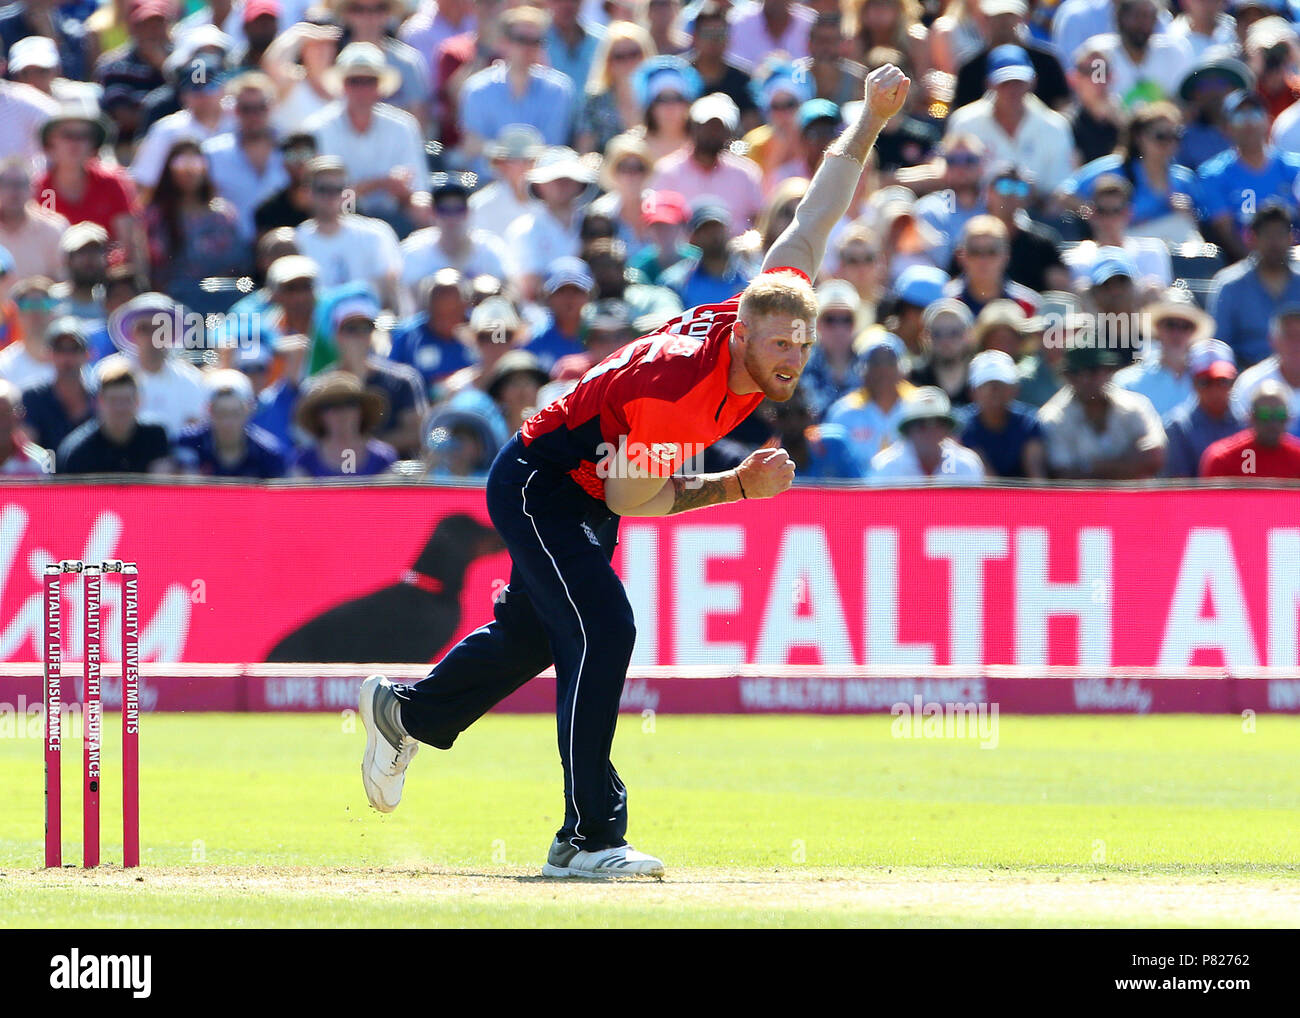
[1,713,1298,928]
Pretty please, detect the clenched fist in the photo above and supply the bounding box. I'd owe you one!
[864,63,910,122]
[736,447,796,500]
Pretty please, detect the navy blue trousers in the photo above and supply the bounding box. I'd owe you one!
[394,434,633,852]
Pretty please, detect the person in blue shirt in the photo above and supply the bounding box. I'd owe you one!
[522,257,592,372]
[1207,202,1300,367]
[1162,339,1244,477]
[956,350,1047,479]
[174,370,287,479]
[389,268,476,391]
[1176,52,1252,171]
[760,390,863,481]
[1057,100,1200,228]
[1197,89,1300,262]
[659,202,752,308]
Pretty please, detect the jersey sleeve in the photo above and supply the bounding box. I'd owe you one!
[622,395,690,478]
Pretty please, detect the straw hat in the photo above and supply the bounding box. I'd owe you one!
[324,42,401,99]
[294,370,387,437]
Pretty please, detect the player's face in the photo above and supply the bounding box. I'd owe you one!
[740,314,814,400]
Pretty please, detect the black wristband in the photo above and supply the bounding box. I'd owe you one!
[736,472,748,499]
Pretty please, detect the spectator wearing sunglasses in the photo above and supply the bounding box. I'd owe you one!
[914,133,987,272]
[574,22,655,156]
[944,215,1040,319]
[255,133,320,234]
[0,275,52,386]
[1198,89,1300,262]
[1200,378,1300,478]
[400,173,510,306]
[457,6,576,173]
[1209,203,1300,368]
[798,280,861,420]
[1115,288,1214,418]
[908,298,975,408]
[1162,339,1243,478]
[1063,175,1173,291]
[981,163,1069,294]
[743,62,812,194]
[1057,102,1201,241]
[869,387,986,484]
[1231,303,1300,434]
[1065,36,1124,166]
[950,0,1070,114]
[203,73,289,243]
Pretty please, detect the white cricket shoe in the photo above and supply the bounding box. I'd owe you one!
[359,674,419,813]
[541,837,665,878]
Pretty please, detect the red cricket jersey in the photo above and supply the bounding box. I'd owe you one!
[1199,430,1300,479]
[520,267,809,500]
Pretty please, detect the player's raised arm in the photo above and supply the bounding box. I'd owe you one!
[761,64,911,281]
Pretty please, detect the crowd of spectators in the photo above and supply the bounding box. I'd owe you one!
[2,0,1300,483]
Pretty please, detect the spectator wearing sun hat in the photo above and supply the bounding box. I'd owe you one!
[504,146,599,300]
[1114,288,1214,417]
[649,91,764,228]
[1163,338,1244,477]
[468,125,545,239]
[108,292,208,439]
[956,349,1046,479]
[870,387,986,483]
[289,369,398,477]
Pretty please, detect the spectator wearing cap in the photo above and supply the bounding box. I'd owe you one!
[1062,175,1174,291]
[0,277,51,387]
[951,0,1069,113]
[1198,89,1300,261]
[981,163,1069,294]
[768,97,843,188]
[759,388,862,479]
[457,6,576,172]
[326,292,429,456]
[468,125,545,238]
[913,133,988,271]
[587,134,657,255]
[573,21,653,156]
[174,369,288,478]
[254,133,320,233]
[485,347,550,433]
[826,331,916,471]
[203,73,290,241]
[956,349,1046,479]
[442,294,528,395]
[143,139,252,315]
[793,12,866,107]
[401,173,511,304]
[289,369,399,477]
[690,2,760,128]
[6,34,84,103]
[1064,35,1124,166]
[973,298,1029,358]
[0,53,59,163]
[1037,342,1166,479]
[660,202,751,307]
[1231,303,1300,433]
[1208,203,1300,367]
[1168,0,1239,59]
[134,25,235,134]
[0,159,65,299]
[1089,0,1196,109]
[1114,289,1213,417]
[0,0,95,87]
[390,268,476,388]
[635,55,703,163]
[526,257,592,371]
[944,215,1040,320]
[879,263,948,357]
[650,89,763,227]
[35,102,144,260]
[1084,246,1149,368]
[943,43,1076,196]
[1179,50,1254,172]
[742,62,813,193]
[56,356,173,474]
[109,293,208,438]
[1163,338,1243,477]
[129,54,235,201]
[18,315,91,452]
[1058,101,1201,242]
[1201,377,1300,478]
[551,296,636,380]
[909,298,976,408]
[51,223,109,331]
[583,235,683,326]
[305,42,430,236]
[294,157,404,308]
[0,378,48,474]
[725,0,813,74]
[240,254,321,367]
[628,189,693,283]
[798,279,860,420]
[1015,290,1078,408]
[235,0,285,72]
[504,147,599,300]
[420,396,502,479]
[869,387,985,483]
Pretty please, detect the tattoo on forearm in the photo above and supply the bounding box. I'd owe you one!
[667,474,732,515]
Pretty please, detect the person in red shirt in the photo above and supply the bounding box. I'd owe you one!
[357,63,913,879]
[1200,379,1300,479]
[33,103,145,267]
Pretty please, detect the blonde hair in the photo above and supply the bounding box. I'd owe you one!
[959,214,1009,248]
[501,6,551,36]
[738,271,818,328]
[587,20,656,94]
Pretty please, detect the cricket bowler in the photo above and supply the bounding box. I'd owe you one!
[359,65,912,877]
